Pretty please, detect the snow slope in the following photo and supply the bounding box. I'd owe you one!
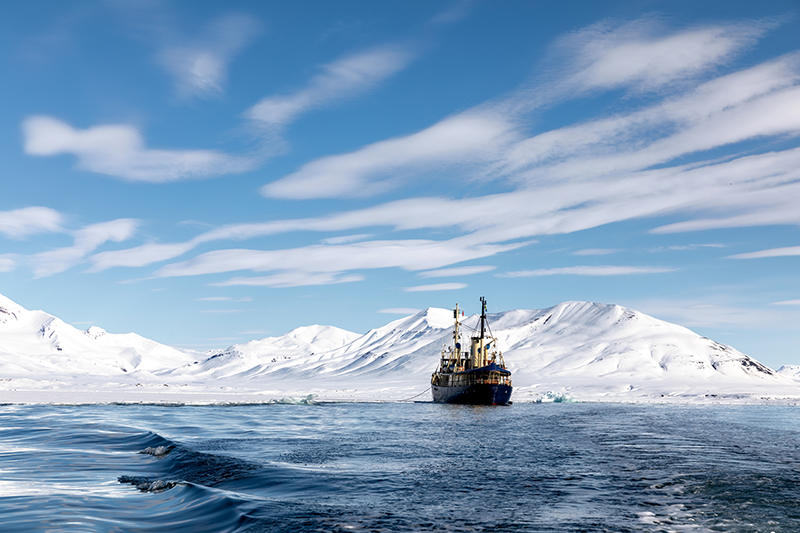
[0,293,197,379]
[191,301,798,400]
[778,365,800,380]
[1,293,798,403]
[487,301,793,400]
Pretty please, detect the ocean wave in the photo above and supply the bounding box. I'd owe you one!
[118,475,180,493]
[139,445,173,458]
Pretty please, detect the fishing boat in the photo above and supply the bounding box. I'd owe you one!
[431,297,512,405]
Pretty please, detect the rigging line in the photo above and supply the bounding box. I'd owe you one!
[398,386,431,402]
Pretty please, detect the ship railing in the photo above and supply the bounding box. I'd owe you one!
[433,372,511,387]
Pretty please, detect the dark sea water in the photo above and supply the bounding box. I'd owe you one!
[1,401,799,532]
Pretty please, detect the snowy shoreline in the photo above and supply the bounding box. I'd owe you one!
[2,380,799,406]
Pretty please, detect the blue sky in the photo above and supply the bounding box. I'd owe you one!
[2,0,800,367]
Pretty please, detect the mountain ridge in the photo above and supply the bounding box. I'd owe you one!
[0,293,798,402]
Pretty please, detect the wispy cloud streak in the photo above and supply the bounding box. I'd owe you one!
[405,283,467,292]
[32,218,139,277]
[553,18,771,94]
[0,255,17,273]
[155,239,525,280]
[262,112,516,199]
[158,13,260,98]
[247,46,415,128]
[728,246,800,259]
[772,299,800,306]
[498,266,676,277]
[418,266,495,277]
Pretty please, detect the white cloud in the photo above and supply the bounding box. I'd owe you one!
[405,283,467,292]
[23,116,256,182]
[418,265,495,277]
[648,149,800,234]
[379,307,422,314]
[322,234,373,245]
[247,46,414,127]
[503,53,800,182]
[0,206,63,239]
[214,272,364,288]
[258,27,800,216]
[0,255,17,273]
[498,266,676,277]
[88,145,800,277]
[86,197,493,272]
[557,18,770,94]
[89,142,800,281]
[426,0,474,26]
[31,218,138,277]
[772,299,800,306]
[65,17,800,295]
[145,238,524,289]
[572,248,622,256]
[73,219,137,251]
[89,242,197,271]
[403,283,467,292]
[157,239,525,279]
[158,14,260,98]
[195,296,251,302]
[261,112,517,199]
[728,246,800,259]
[648,244,725,252]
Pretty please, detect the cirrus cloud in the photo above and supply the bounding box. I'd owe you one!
[0,255,17,273]
[405,283,467,292]
[728,246,800,260]
[247,46,415,128]
[558,18,771,93]
[155,239,526,280]
[23,116,257,182]
[29,16,800,297]
[379,307,422,314]
[772,299,800,306]
[158,13,261,98]
[213,272,365,288]
[261,112,518,199]
[32,218,139,278]
[498,266,676,277]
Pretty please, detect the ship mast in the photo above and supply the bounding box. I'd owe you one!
[479,296,487,339]
[469,296,490,369]
[453,303,462,361]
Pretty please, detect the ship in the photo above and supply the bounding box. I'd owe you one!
[431,297,512,405]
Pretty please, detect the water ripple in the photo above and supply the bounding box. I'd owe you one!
[1,403,799,531]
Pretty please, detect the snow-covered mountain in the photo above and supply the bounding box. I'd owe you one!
[1,292,798,402]
[187,301,798,400]
[484,301,794,399]
[0,293,197,379]
[178,308,453,382]
[778,365,800,380]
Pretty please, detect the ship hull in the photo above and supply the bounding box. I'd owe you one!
[431,382,512,405]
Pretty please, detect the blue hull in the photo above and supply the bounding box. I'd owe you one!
[431,383,512,405]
